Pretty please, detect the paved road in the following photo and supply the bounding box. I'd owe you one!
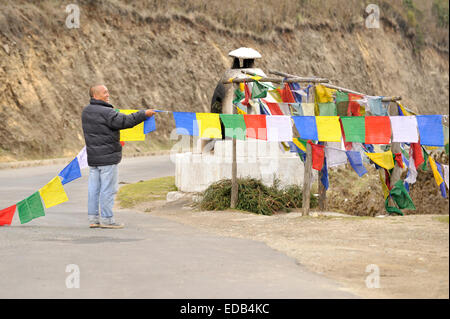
[0,155,356,298]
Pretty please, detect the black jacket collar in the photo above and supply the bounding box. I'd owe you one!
[90,98,113,108]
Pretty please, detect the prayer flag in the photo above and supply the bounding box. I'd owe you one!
[173,112,199,136]
[365,116,391,144]
[320,157,329,190]
[17,192,45,224]
[262,100,283,115]
[289,82,303,103]
[0,204,16,226]
[39,176,69,209]
[315,84,335,103]
[292,138,308,153]
[385,180,416,215]
[243,114,267,140]
[292,116,318,140]
[251,81,268,99]
[347,93,364,116]
[410,143,424,169]
[119,110,145,141]
[143,116,156,134]
[289,103,303,116]
[404,155,417,185]
[266,116,293,142]
[233,89,245,104]
[389,116,419,143]
[346,151,368,177]
[301,103,315,116]
[278,83,296,103]
[368,97,387,116]
[340,116,365,143]
[268,89,283,103]
[429,156,444,187]
[310,142,325,171]
[76,147,88,170]
[196,113,222,139]
[219,114,246,140]
[58,158,82,185]
[435,161,447,198]
[325,142,348,167]
[365,150,395,170]
[416,115,444,147]
[318,102,337,116]
[315,116,342,142]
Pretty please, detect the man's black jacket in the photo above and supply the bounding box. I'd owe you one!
[81,99,147,167]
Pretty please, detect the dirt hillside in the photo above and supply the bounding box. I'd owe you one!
[0,0,448,161]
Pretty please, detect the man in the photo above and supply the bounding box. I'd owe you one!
[81,84,156,229]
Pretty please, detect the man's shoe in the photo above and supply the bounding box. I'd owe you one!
[100,222,124,229]
[89,223,100,228]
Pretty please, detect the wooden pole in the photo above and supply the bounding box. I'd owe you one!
[230,137,238,208]
[318,167,327,211]
[302,142,312,216]
[268,70,402,103]
[222,77,329,84]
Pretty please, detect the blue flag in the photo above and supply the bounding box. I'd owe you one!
[292,116,318,141]
[320,157,329,190]
[346,151,368,177]
[172,112,199,136]
[417,115,444,147]
[144,116,156,134]
[58,158,82,185]
[435,161,447,198]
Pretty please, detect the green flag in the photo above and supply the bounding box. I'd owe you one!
[335,91,349,104]
[233,89,245,104]
[385,180,416,215]
[318,102,337,116]
[219,114,246,140]
[251,81,268,99]
[421,147,429,171]
[340,116,365,143]
[17,191,45,224]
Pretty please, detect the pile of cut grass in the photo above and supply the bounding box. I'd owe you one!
[198,178,317,215]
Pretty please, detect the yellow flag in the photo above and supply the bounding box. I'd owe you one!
[236,106,247,115]
[268,89,283,103]
[250,75,263,81]
[315,84,336,103]
[365,151,394,170]
[378,170,390,199]
[39,176,69,209]
[316,116,342,142]
[119,110,145,141]
[429,156,444,186]
[196,113,222,139]
[292,138,307,152]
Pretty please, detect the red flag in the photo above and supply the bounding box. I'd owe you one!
[394,153,404,168]
[120,141,125,146]
[242,83,251,107]
[243,114,267,140]
[262,100,284,115]
[365,116,391,144]
[277,83,296,103]
[0,204,16,226]
[347,93,363,116]
[309,141,325,171]
[410,142,424,169]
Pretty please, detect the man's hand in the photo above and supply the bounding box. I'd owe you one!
[145,109,156,117]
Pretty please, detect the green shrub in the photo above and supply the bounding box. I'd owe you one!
[198,178,317,215]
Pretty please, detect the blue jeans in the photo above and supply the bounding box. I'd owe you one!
[88,164,118,224]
